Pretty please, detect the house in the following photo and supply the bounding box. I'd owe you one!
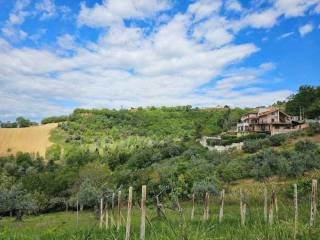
[237,108,307,135]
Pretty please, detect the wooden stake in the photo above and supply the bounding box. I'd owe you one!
[269,189,275,225]
[100,198,104,229]
[203,192,209,221]
[125,187,133,240]
[264,187,268,223]
[140,185,147,240]
[105,199,109,230]
[310,179,318,227]
[111,192,115,227]
[219,189,225,223]
[76,199,79,227]
[294,184,298,240]
[156,195,164,218]
[191,193,195,220]
[117,191,122,230]
[240,189,246,226]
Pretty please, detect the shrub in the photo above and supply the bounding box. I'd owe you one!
[242,139,267,153]
[294,140,318,152]
[269,134,287,146]
[307,122,320,136]
[247,149,288,180]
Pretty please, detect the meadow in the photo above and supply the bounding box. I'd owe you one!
[1,183,320,240]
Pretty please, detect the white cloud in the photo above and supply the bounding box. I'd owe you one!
[225,0,242,12]
[187,0,222,21]
[236,9,280,30]
[57,34,75,49]
[78,0,170,27]
[36,0,56,20]
[278,31,294,39]
[1,27,28,41]
[274,0,320,18]
[299,23,313,36]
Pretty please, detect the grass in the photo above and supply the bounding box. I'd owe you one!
[1,192,320,240]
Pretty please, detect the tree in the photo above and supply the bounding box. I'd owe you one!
[78,179,100,208]
[0,183,37,221]
[16,117,31,128]
[285,85,320,119]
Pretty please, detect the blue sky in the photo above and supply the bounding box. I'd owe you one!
[0,0,319,121]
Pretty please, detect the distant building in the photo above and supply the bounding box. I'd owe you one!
[237,108,307,135]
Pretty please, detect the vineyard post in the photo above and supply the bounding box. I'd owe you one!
[310,179,318,227]
[269,189,275,225]
[105,198,109,230]
[125,187,133,240]
[140,185,147,240]
[191,193,195,220]
[264,187,268,223]
[219,189,225,223]
[76,199,79,227]
[111,192,115,227]
[99,198,103,229]
[294,183,298,240]
[117,191,122,230]
[240,189,246,226]
[203,192,209,221]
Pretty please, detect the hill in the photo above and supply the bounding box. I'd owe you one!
[0,123,57,157]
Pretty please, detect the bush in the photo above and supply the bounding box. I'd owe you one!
[242,139,269,153]
[294,140,318,152]
[269,134,287,146]
[307,122,320,136]
[247,149,288,180]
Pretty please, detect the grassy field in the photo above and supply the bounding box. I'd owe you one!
[1,192,319,240]
[0,123,57,157]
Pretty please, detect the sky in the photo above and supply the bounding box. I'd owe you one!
[0,0,319,121]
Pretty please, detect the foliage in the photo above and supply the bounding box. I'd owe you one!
[41,115,69,124]
[0,117,37,128]
[269,134,287,146]
[206,133,267,146]
[285,85,320,119]
[307,122,320,136]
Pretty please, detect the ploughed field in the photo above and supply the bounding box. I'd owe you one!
[0,123,57,157]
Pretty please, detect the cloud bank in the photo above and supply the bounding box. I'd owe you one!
[1,0,319,120]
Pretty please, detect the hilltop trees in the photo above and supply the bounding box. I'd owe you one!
[0,117,37,128]
[286,85,320,119]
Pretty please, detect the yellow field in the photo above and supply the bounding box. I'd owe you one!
[0,123,57,157]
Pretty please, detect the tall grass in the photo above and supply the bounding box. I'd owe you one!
[1,192,319,240]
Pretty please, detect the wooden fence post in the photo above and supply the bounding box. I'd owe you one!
[125,187,133,240]
[294,183,298,240]
[111,192,115,227]
[140,185,147,240]
[76,199,79,227]
[264,187,268,223]
[156,195,164,218]
[117,191,122,230]
[105,198,109,230]
[310,179,318,227]
[191,193,195,220]
[219,189,225,223]
[269,189,275,225]
[203,192,209,221]
[240,189,246,226]
[100,198,104,229]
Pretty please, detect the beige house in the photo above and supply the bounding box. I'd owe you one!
[237,108,307,135]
